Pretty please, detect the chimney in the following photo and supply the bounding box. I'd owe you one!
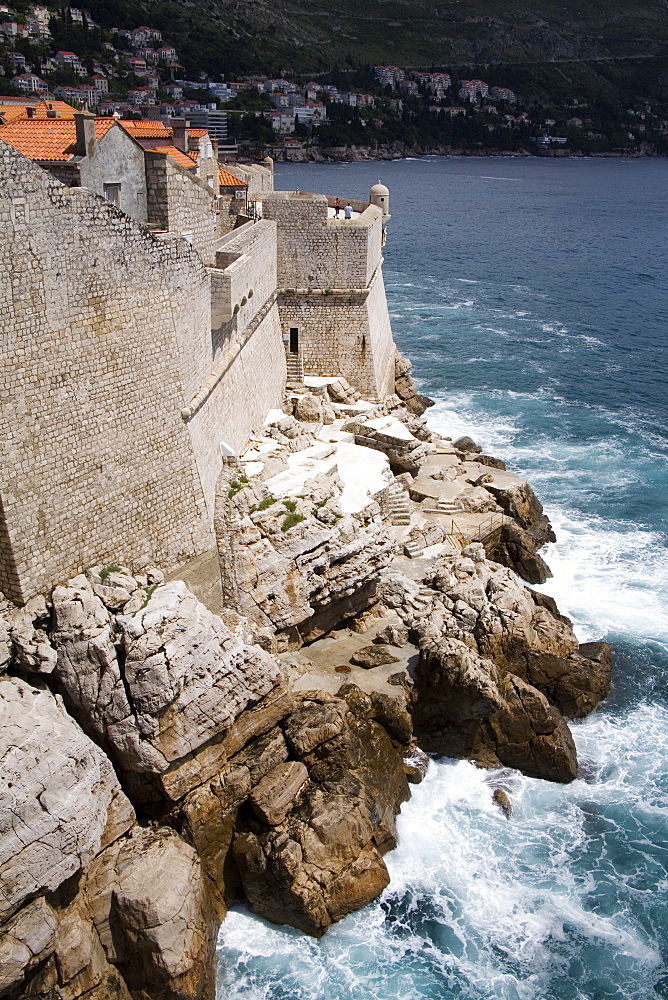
[74,112,96,158]
[172,117,188,152]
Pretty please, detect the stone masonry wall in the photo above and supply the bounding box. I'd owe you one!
[263,192,393,398]
[79,123,148,224]
[145,151,217,265]
[262,192,382,289]
[277,272,393,399]
[188,219,286,504]
[0,143,217,603]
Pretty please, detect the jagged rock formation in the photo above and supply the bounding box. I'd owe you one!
[377,543,611,781]
[215,466,395,646]
[0,400,615,1000]
[233,690,409,936]
[49,575,289,803]
[393,353,435,416]
[1,572,413,1000]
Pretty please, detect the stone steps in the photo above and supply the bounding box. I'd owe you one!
[437,499,461,514]
[385,481,413,526]
[285,352,304,387]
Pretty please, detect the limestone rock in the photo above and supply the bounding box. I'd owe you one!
[414,634,577,782]
[493,788,512,818]
[233,713,409,936]
[283,699,347,756]
[0,676,134,923]
[373,623,409,647]
[216,468,395,643]
[51,579,287,799]
[85,827,215,1000]
[350,644,401,669]
[0,897,57,994]
[6,596,57,676]
[487,520,553,584]
[342,414,430,471]
[484,479,556,548]
[249,760,309,825]
[453,435,482,454]
[294,393,323,422]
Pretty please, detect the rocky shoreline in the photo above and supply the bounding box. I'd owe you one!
[0,351,612,1000]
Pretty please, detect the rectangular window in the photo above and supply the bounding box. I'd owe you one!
[289,328,299,354]
[103,183,121,209]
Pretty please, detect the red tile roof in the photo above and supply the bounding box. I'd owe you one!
[219,166,246,187]
[0,117,115,160]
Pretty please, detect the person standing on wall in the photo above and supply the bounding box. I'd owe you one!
[344,203,353,220]
[334,197,341,218]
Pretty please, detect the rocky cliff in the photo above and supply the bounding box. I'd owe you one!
[0,355,613,1000]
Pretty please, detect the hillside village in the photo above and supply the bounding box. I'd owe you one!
[0,4,667,157]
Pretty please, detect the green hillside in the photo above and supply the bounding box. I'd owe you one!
[81,0,668,78]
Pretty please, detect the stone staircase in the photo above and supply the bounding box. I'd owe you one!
[403,539,425,559]
[285,351,304,388]
[437,497,462,514]
[385,480,412,525]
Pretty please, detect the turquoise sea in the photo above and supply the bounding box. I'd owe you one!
[217,157,668,1000]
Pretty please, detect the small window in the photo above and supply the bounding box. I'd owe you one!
[289,328,299,354]
[103,183,121,209]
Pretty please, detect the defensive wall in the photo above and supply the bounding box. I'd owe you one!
[262,191,395,399]
[0,140,395,605]
[0,143,284,603]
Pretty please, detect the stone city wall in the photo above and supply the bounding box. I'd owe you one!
[210,220,278,357]
[0,142,220,603]
[145,150,217,264]
[262,191,382,290]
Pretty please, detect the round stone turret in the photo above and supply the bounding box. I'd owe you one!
[369,180,390,219]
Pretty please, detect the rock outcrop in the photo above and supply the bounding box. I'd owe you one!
[377,543,611,781]
[393,352,435,416]
[215,466,395,645]
[49,576,290,802]
[233,691,409,936]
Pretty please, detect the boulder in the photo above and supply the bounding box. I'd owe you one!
[486,520,553,584]
[414,633,578,782]
[233,710,409,937]
[453,435,482,454]
[373,623,409,647]
[85,827,216,1000]
[215,468,395,643]
[294,393,323,423]
[50,578,288,800]
[6,596,57,676]
[350,644,401,669]
[0,676,134,924]
[484,479,556,547]
[341,415,430,471]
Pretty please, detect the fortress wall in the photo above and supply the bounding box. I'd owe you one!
[188,220,286,506]
[0,142,215,603]
[364,268,396,398]
[262,193,380,290]
[187,302,285,503]
[277,269,393,399]
[210,220,278,359]
[145,151,217,264]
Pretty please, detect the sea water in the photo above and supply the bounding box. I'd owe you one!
[217,157,668,999]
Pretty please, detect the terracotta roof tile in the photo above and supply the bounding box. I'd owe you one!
[188,128,208,137]
[0,117,114,160]
[219,166,246,187]
[151,144,197,169]
[119,120,171,138]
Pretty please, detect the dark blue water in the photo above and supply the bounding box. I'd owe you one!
[218,157,668,1000]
